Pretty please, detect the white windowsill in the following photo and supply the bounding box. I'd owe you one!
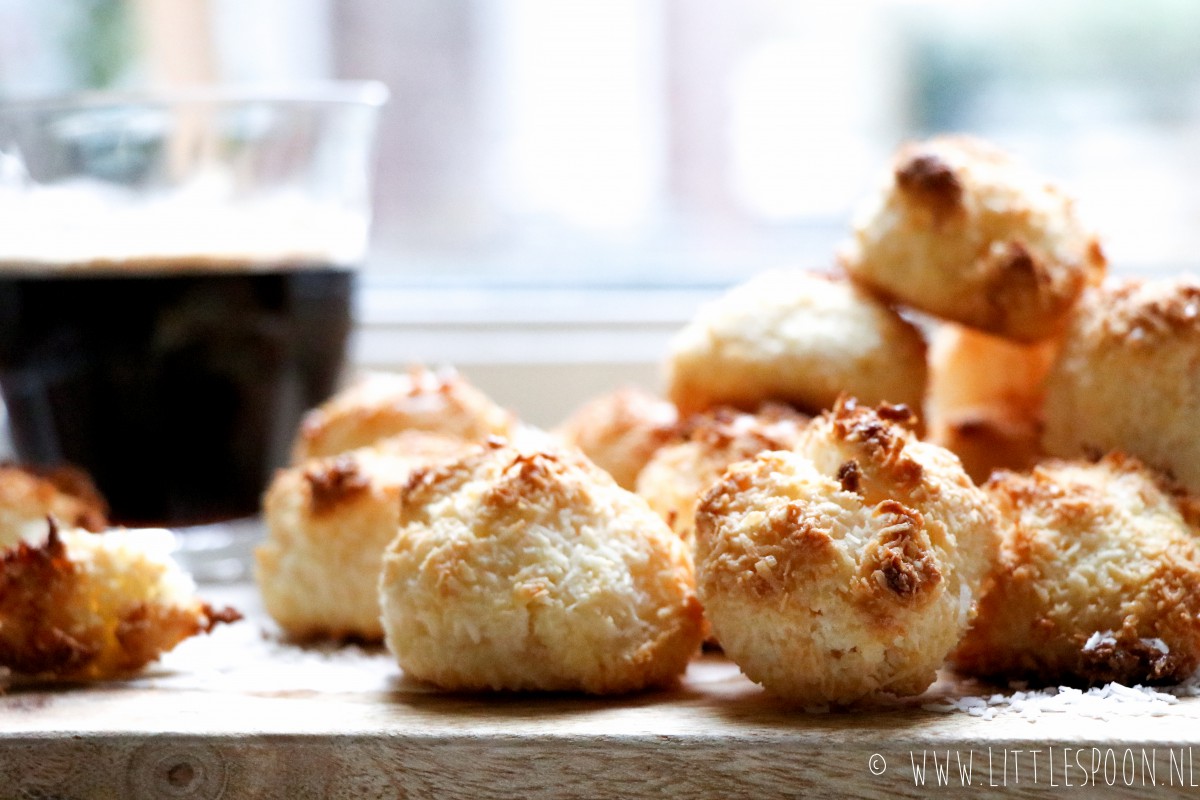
[350,283,720,427]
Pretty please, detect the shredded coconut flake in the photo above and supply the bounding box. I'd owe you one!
[1082,630,1118,652]
[1144,637,1169,655]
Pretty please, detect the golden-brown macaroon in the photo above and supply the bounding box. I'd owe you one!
[0,521,239,680]
[0,464,108,546]
[379,441,705,694]
[932,409,1042,486]
[257,430,470,641]
[554,387,682,490]
[927,323,1058,426]
[953,454,1200,686]
[1042,277,1200,494]
[925,324,1054,482]
[636,404,809,548]
[694,399,999,705]
[666,270,928,417]
[842,136,1106,342]
[292,366,518,463]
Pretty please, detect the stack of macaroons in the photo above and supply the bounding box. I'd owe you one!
[258,368,503,643]
[257,429,472,641]
[553,134,1200,704]
[842,135,1107,484]
[840,138,1200,694]
[258,367,706,694]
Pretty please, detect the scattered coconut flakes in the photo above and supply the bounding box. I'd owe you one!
[136,615,396,695]
[915,676,1192,722]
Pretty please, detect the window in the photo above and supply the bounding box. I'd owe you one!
[3,0,1198,286]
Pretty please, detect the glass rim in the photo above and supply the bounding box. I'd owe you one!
[0,80,389,114]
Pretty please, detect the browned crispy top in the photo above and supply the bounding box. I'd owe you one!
[828,397,923,489]
[0,520,93,675]
[895,151,963,218]
[857,500,940,606]
[1093,278,1200,344]
[304,456,370,515]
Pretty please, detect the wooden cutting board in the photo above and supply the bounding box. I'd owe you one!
[3,583,1200,799]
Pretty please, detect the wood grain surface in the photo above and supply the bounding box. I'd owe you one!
[3,584,1200,799]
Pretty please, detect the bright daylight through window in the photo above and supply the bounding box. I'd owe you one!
[3,1,1200,286]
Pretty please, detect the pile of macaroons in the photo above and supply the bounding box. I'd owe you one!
[258,135,1200,707]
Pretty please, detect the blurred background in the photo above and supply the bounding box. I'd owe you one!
[1,0,1197,421]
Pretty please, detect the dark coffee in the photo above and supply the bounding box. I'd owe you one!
[0,261,353,526]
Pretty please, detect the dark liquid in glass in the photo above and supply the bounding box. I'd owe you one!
[0,261,353,526]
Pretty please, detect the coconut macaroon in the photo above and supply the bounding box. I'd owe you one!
[0,464,109,547]
[0,464,236,679]
[665,270,927,417]
[637,404,809,548]
[954,454,1200,686]
[1043,277,1200,495]
[931,411,1042,486]
[0,521,239,680]
[843,136,1106,342]
[926,324,1056,482]
[292,366,518,463]
[694,399,999,705]
[927,323,1057,427]
[257,430,470,641]
[379,441,704,694]
[554,387,682,490]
